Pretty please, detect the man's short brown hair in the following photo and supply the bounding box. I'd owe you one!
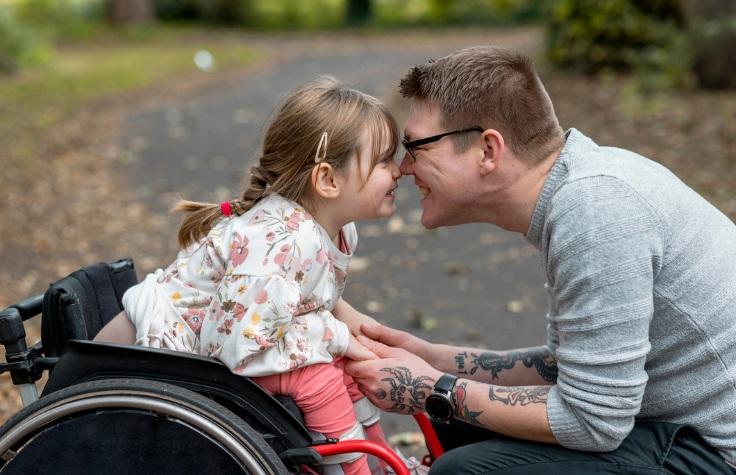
[400,46,564,162]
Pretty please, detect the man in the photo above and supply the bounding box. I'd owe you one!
[345,46,736,474]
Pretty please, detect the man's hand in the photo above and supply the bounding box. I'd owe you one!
[345,335,442,414]
[360,322,436,366]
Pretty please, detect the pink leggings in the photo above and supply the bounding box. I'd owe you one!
[254,361,386,475]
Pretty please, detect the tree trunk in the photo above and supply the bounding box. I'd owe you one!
[108,0,154,25]
[346,0,372,26]
[681,0,736,89]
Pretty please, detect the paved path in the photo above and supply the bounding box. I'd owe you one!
[120,28,548,436]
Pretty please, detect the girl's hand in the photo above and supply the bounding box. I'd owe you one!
[333,299,379,337]
[360,322,437,367]
[344,334,378,361]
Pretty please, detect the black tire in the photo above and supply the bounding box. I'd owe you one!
[0,378,289,474]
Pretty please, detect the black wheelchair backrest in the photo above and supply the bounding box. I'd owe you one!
[41,258,137,357]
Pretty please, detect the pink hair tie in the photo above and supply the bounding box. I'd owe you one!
[220,201,232,217]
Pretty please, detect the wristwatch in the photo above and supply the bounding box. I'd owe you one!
[424,374,458,422]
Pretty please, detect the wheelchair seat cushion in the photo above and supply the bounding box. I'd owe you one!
[42,258,137,357]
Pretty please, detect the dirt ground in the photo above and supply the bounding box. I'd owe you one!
[1,27,734,435]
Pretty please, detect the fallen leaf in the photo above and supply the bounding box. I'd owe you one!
[443,262,470,276]
[506,300,524,314]
[386,216,405,234]
[365,300,383,313]
[349,257,370,272]
[388,431,425,447]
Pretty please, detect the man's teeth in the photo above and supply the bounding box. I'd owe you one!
[418,186,430,198]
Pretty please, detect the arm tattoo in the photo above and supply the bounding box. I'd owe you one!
[456,348,558,383]
[453,381,483,424]
[488,385,550,406]
[379,367,435,414]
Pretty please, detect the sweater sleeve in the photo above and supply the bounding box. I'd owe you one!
[544,176,664,452]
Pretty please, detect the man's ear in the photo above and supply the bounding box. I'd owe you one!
[479,129,504,176]
[310,163,341,199]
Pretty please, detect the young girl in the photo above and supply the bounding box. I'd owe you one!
[96,77,401,475]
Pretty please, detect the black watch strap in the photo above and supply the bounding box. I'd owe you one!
[434,373,458,395]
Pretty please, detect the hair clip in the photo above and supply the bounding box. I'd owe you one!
[314,131,328,163]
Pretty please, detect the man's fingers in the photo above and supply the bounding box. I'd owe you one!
[356,334,398,357]
[361,323,404,345]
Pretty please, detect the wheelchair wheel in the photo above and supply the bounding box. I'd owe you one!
[0,378,289,474]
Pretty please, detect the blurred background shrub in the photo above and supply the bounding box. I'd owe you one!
[546,0,736,91]
[546,0,692,91]
[0,6,49,73]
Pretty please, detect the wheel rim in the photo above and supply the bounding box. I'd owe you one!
[0,389,275,474]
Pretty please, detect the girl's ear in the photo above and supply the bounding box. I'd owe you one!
[310,163,341,199]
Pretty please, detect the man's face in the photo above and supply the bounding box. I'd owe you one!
[400,101,480,229]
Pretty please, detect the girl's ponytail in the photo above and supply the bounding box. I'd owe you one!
[174,200,222,249]
[175,164,275,248]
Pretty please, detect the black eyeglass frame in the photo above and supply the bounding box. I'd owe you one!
[401,126,484,162]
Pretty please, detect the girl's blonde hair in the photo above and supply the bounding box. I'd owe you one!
[175,76,398,248]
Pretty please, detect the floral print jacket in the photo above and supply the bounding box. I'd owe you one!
[122,193,354,377]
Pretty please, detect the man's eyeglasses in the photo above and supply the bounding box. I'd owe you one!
[401,127,484,162]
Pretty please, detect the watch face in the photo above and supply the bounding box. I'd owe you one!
[425,394,452,421]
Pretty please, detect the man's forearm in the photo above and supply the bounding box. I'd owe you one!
[429,344,558,386]
[359,359,557,444]
[453,378,557,444]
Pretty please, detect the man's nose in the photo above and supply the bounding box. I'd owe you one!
[399,154,414,176]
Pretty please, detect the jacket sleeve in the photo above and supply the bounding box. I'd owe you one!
[544,176,664,452]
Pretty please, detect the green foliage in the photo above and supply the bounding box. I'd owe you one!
[374,0,544,27]
[152,0,544,29]
[251,0,344,30]
[14,0,105,40]
[546,0,693,90]
[0,6,50,74]
[154,0,344,29]
[154,0,255,25]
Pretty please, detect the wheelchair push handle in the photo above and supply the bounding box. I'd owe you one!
[0,307,28,355]
[10,293,44,321]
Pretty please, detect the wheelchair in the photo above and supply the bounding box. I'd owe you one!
[0,259,445,474]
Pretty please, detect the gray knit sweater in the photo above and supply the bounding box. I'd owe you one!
[525,129,736,465]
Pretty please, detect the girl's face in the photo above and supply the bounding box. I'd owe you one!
[343,127,400,221]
